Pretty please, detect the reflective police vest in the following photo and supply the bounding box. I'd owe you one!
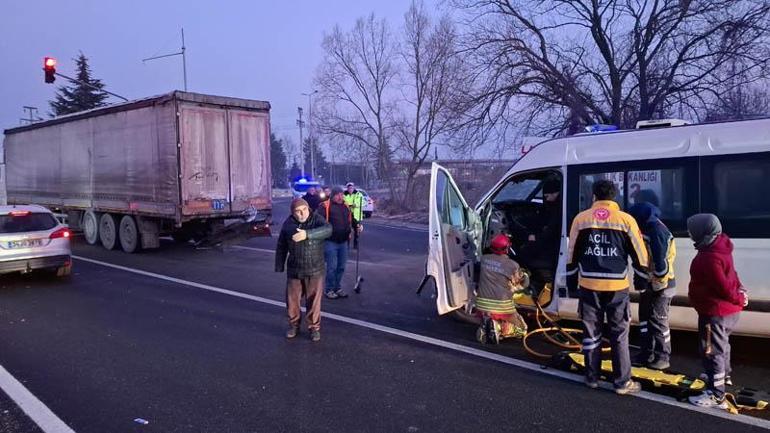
[567,200,649,292]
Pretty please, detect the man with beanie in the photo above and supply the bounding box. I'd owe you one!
[275,198,332,342]
[686,214,748,410]
[628,202,677,370]
[318,187,360,299]
[567,179,648,395]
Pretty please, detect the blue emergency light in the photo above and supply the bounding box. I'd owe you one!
[585,124,619,133]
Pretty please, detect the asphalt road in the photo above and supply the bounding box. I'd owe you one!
[1,198,768,432]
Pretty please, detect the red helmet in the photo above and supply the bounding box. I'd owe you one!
[490,234,511,255]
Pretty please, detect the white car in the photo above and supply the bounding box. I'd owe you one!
[0,205,72,277]
[357,189,375,218]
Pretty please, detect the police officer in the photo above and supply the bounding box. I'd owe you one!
[343,182,365,248]
[567,179,649,395]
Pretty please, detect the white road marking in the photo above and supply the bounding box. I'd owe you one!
[0,364,76,433]
[70,255,770,430]
[230,245,397,267]
[365,221,428,233]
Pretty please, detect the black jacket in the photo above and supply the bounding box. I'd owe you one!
[318,201,358,243]
[303,193,322,212]
[275,213,332,278]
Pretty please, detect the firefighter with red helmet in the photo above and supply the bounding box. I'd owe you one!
[475,233,529,344]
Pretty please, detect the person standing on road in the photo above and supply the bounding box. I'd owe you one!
[275,198,332,342]
[303,186,322,212]
[343,182,365,248]
[628,202,677,371]
[319,187,361,299]
[567,179,649,395]
[686,214,748,410]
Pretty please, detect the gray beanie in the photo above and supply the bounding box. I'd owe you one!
[687,213,722,250]
[331,186,344,198]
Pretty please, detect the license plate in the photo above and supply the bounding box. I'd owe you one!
[7,239,43,249]
[212,199,227,210]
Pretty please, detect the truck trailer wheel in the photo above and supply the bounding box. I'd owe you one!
[99,213,119,250]
[83,211,100,245]
[119,215,141,253]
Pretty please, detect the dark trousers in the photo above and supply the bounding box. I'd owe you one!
[638,290,673,363]
[698,313,740,399]
[286,275,324,331]
[579,288,632,388]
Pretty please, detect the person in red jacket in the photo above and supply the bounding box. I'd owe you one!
[686,214,748,410]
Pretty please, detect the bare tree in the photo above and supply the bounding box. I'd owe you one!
[395,1,467,208]
[452,0,770,135]
[315,15,399,199]
[316,3,468,209]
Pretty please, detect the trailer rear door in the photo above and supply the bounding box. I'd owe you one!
[179,105,231,216]
[227,110,271,212]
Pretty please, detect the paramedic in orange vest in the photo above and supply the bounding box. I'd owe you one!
[319,187,360,299]
[567,179,649,395]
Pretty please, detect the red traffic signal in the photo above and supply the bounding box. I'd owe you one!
[43,57,56,83]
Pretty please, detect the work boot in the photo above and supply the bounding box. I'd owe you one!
[689,391,728,410]
[647,359,670,371]
[310,329,321,342]
[615,380,642,395]
[286,327,298,339]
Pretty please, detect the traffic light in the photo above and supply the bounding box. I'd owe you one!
[43,57,56,83]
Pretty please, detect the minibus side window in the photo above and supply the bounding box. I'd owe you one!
[713,160,770,219]
[627,168,685,220]
[577,172,624,211]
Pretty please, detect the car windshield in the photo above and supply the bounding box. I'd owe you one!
[0,213,58,234]
[492,179,541,203]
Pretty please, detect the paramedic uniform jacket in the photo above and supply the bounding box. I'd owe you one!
[567,200,649,292]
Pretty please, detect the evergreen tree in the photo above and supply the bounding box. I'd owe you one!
[288,162,302,184]
[49,52,110,116]
[270,133,288,188]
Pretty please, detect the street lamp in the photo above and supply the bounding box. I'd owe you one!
[301,90,319,179]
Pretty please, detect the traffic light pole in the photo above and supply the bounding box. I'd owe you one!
[53,72,129,102]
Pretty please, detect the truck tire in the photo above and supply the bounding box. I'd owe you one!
[83,211,100,245]
[99,213,119,250]
[119,215,141,253]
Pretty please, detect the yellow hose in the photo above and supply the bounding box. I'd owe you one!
[521,302,610,358]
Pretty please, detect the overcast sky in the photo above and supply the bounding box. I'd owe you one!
[1,0,443,153]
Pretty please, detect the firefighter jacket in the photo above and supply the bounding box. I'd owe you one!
[567,200,649,292]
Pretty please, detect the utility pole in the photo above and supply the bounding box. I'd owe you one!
[301,90,318,179]
[296,107,305,177]
[142,28,188,91]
